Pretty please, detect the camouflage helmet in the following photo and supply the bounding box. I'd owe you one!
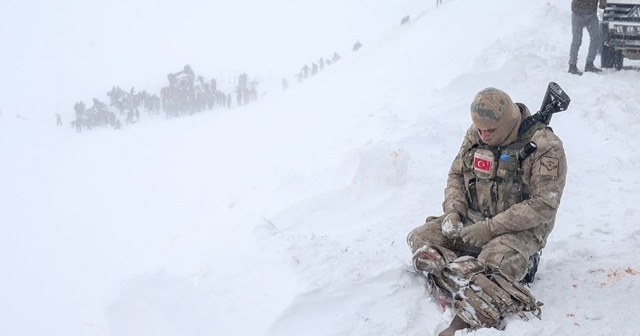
[470,87,521,146]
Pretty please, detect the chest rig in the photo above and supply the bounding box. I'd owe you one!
[463,124,545,219]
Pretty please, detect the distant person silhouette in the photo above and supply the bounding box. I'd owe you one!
[331,52,341,63]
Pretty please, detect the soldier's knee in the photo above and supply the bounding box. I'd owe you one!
[479,248,528,281]
[497,252,528,280]
[406,226,425,253]
[407,216,445,253]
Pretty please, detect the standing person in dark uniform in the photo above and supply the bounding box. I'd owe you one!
[568,0,608,75]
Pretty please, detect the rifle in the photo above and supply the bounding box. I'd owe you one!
[518,82,571,136]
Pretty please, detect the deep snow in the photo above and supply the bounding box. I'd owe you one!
[1,0,639,335]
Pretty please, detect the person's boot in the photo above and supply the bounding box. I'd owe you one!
[411,245,446,275]
[438,315,470,336]
[584,61,602,73]
[568,63,583,76]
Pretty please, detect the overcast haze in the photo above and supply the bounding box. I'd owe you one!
[2,0,640,336]
[0,0,421,120]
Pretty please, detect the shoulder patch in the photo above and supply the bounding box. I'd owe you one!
[539,156,559,177]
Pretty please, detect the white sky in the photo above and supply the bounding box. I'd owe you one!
[1,0,421,120]
[1,0,640,335]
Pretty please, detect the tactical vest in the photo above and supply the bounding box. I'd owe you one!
[462,123,547,219]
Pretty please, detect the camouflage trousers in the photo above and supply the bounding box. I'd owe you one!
[407,215,542,281]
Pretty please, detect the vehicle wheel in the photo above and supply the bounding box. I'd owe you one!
[613,51,624,70]
[601,44,615,68]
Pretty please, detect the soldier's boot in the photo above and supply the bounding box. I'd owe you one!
[522,252,540,284]
[584,61,602,73]
[568,63,583,76]
[411,245,447,275]
[438,315,470,336]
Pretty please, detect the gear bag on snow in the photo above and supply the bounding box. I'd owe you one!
[421,247,543,330]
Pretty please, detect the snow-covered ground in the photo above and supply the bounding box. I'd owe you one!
[1,0,639,335]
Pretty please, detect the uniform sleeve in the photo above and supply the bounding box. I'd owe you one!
[487,129,568,235]
[442,127,475,219]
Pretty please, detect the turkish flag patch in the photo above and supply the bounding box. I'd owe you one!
[473,154,492,172]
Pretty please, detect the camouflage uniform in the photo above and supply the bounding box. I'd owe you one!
[407,88,567,281]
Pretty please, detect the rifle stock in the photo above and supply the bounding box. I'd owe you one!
[518,82,570,136]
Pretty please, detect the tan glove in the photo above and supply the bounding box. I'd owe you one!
[441,213,464,239]
[460,220,494,247]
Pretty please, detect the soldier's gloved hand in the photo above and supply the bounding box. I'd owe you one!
[441,213,464,239]
[460,220,494,247]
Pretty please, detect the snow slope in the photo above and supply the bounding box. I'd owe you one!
[1,0,639,335]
